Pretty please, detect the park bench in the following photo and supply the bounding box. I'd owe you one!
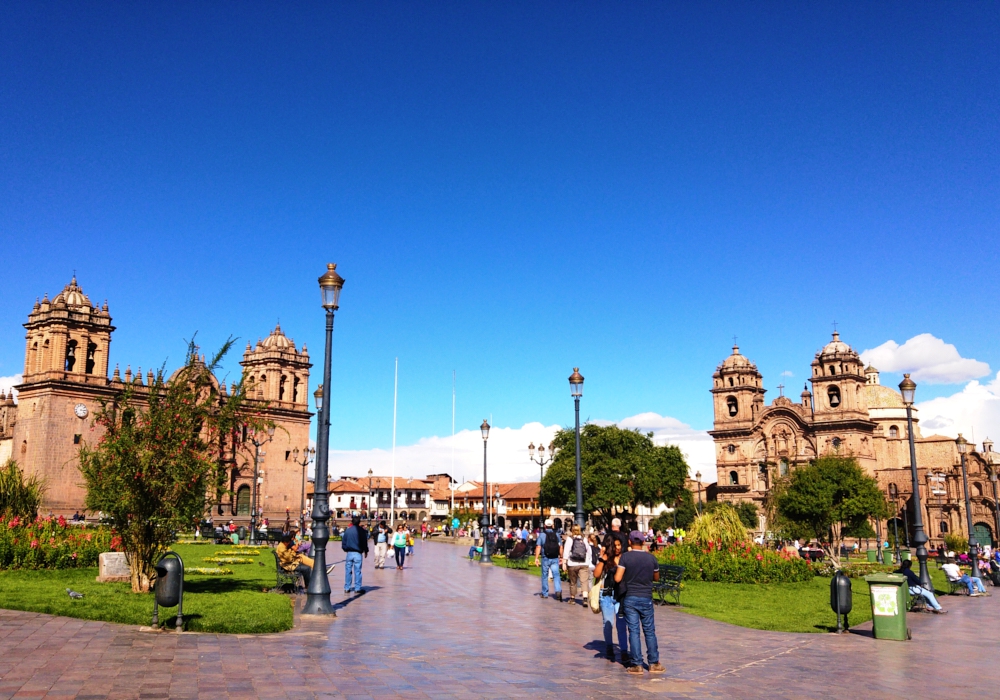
[504,542,531,570]
[652,564,684,606]
[272,550,301,594]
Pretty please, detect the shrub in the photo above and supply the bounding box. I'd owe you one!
[688,507,750,549]
[657,542,813,584]
[944,533,968,553]
[0,514,114,569]
[812,561,896,579]
[0,460,44,521]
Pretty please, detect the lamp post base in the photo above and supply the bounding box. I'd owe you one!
[301,595,336,617]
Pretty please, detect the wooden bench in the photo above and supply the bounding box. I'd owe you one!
[653,564,684,606]
[272,550,300,594]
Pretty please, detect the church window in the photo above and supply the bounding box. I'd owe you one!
[940,521,949,534]
[73,434,81,445]
[30,342,38,373]
[726,396,738,417]
[974,483,984,497]
[729,471,739,485]
[236,485,251,515]
[889,425,899,438]
[728,377,734,387]
[285,450,291,461]
[65,340,78,372]
[832,437,842,449]
[85,342,97,374]
[279,375,286,401]
[293,376,300,403]
[828,365,835,375]
[727,444,736,454]
[779,458,789,477]
[828,386,841,407]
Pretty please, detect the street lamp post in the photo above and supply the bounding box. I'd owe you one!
[248,425,275,544]
[900,374,933,590]
[529,441,556,530]
[302,263,344,617]
[480,419,492,564]
[695,471,703,515]
[292,446,315,525]
[986,440,1000,549]
[956,434,981,579]
[367,468,374,526]
[888,483,901,564]
[569,368,585,529]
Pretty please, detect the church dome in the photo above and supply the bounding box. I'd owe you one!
[865,384,904,409]
[261,323,295,351]
[821,331,852,356]
[720,345,755,370]
[52,276,93,309]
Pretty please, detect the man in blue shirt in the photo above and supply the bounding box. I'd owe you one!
[534,518,563,601]
[341,514,369,595]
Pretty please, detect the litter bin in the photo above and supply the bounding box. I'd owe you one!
[152,551,185,631]
[863,573,909,641]
[237,525,247,542]
[900,549,911,561]
[866,550,878,563]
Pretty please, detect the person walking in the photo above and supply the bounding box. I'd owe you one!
[341,514,369,595]
[593,533,629,662]
[562,524,592,606]
[373,522,389,569]
[392,523,408,569]
[614,531,664,675]
[534,518,563,601]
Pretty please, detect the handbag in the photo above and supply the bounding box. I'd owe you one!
[589,575,603,614]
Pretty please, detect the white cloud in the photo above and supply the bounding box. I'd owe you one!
[780,370,794,378]
[328,412,715,485]
[916,372,1000,446]
[860,333,990,384]
[0,374,21,401]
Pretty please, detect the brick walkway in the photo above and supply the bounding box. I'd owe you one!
[1,540,994,699]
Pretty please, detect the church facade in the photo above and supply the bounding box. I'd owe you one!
[709,333,1000,547]
[0,277,313,521]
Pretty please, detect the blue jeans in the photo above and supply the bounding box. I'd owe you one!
[908,586,942,610]
[623,596,659,667]
[295,563,311,589]
[960,574,986,593]
[394,545,406,567]
[344,551,363,592]
[540,557,561,597]
[600,593,628,657]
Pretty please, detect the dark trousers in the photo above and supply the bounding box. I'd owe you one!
[394,545,406,568]
[295,563,311,588]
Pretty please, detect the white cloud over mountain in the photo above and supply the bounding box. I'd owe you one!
[860,333,990,384]
[327,412,715,485]
[916,372,1000,446]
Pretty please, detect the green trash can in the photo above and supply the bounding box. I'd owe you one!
[863,573,910,641]
[866,549,878,563]
[901,549,911,561]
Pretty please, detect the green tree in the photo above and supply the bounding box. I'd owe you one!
[78,340,267,592]
[776,455,889,566]
[539,424,688,528]
[704,500,759,531]
[0,459,45,520]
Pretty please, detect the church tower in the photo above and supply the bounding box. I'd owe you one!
[711,344,766,430]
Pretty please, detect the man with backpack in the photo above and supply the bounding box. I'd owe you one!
[562,524,592,606]
[534,518,563,601]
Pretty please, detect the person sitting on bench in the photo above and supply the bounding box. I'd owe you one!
[942,561,989,596]
[894,560,946,614]
[276,532,334,587]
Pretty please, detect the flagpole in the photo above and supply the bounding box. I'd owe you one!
[451,370,455,514]
[390,358,398,530]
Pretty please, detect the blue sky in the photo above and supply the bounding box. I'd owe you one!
[2,3,998,479]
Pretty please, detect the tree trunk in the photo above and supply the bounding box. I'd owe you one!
[125,545,158,593]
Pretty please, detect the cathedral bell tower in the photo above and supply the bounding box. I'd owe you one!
[809,332,869,423]
[711,345,766,430]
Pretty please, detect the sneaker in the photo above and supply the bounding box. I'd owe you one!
[933,609,948,614]
[344,589,352,595]
[540,594,548,599]
[605,651,616,662]
[356,588,366,596]
[649,662,665,674]
[626,665,644,675]
[554,592,563,602]
[971,592,983,597]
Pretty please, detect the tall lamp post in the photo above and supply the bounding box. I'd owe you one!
[900,374,933,589]
[292,446,315,526]
[367,468,374,525]
[695,471,703,515]
[888,483,901,564]
[569,368,585,529]
[302,263,344,617]
[956,434,981,579]
[529,441,556,483]
[480,419,492,564]
[249,425,275,544]
[985,440,1000,549]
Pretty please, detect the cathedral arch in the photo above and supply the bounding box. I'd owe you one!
[729,471,739,485]
[726,396,738,417]
[827,386,841,408]
[65,340,78,372]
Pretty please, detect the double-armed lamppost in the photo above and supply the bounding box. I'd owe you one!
[900,374,933,589]
[248,425,275,544]
[292,446,315,524]
[956,434,981,579]
[528,441,556,483]
[480,419,492,564]
[569,368,585,528]
[302,263,344,617]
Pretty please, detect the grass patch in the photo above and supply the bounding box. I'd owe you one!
[0,543,293,633]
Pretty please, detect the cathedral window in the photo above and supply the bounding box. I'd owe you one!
[779,458,789,477]
[889,425,899,438]
[726,396,738,417]
[832,437,842,449]
[727,444,736,454]
[728,377,734,387]
[85,342,97,374]
[828,386,841,407]
[65,340,78,372]
[293,376,300,403]
[279,375,287,401]
[939,521,949,534]
[828,365,835,375]
[729,471,739,485]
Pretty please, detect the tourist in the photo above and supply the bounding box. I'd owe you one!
[609,517,628,552]
[562,524,592,606]
[613,531,664,675]
[942,561,989,596]
[276,532,335,588]
[421,521,427,540]
[895,560,947,614]
[588,533,601,569]
[593,533,629,663]
[392,524,408,569]
[406,527,415,556]
[373,522,389,569]
[534,518,563,601]
[341,514,369,595]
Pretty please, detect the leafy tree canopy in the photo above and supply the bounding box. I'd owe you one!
[539,424,689,529]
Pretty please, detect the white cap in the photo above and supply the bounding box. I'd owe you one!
[545,518,554,527]
[611,518,622,528]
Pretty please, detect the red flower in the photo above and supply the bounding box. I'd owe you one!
[756,553,763,561]
[30,539,39,549]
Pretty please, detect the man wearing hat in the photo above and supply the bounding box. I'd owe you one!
[614,530,664,675]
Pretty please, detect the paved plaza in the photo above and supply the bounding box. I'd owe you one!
[1,540,993,699]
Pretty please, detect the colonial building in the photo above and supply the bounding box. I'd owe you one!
[710,333,999,545]
[1,276,313,520]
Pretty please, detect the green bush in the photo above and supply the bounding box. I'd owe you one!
[0,460,44,521]
[812,561,896,579]
[0,515,114,569]
[657,542,813,584]
[944,533,968,553]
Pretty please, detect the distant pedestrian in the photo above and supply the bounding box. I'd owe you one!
[614,531,664,675]
[534,518,563,601]
[562,525,592,606]
[373,522,389,569]
[341,515,369,595]
[393,524,408,569]
[593,533,629,662]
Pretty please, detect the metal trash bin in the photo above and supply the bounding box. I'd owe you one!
[152,551,185,631]
[237,525,247,542]
[830,570,853,633]
[866,550,878,563]
[863,573,909,641]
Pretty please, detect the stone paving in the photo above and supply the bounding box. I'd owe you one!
[0,540,995,699]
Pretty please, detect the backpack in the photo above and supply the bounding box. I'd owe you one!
[542,530,561,558]
[569,536,587,563]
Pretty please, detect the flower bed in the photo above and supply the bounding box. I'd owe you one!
[216,549,260,556]
[0,515,115,569]
[812,561,896,578]
[657,542,813,584]
[202,556,254,565]
[185,566,234,575]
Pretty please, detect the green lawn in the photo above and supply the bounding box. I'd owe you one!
[496,554,952,634]
[0,543,293,633]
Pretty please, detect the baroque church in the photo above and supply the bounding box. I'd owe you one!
[709,332,1000,547]
[0,276,313,521]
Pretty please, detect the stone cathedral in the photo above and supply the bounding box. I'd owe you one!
[709,332,1000,546]
[0,276,313,521]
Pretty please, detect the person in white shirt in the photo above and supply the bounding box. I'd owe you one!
[941,562,988,596]
[562,524,592,606]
